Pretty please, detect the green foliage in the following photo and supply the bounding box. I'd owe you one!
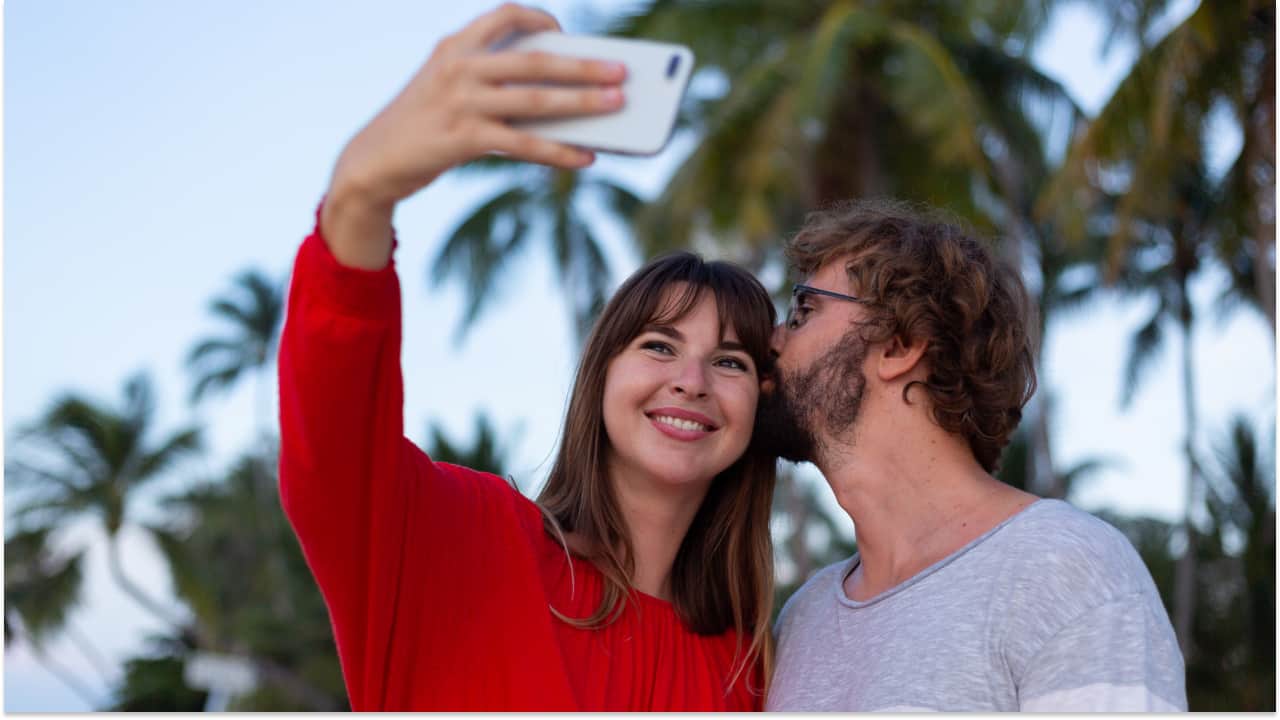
[607,0,1083,270]
[430,169,641,343]
[147,450,347,710]
[4,528,84,648]
[108,650,206,712]
[6,372,201,537]
[425,413,513,480]
[187,268,285,405]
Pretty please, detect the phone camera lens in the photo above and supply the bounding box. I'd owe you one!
[666,54,680,78]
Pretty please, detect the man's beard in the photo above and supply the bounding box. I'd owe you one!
[754,327,870,463]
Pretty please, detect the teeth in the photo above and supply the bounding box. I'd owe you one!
[654,415,710,432]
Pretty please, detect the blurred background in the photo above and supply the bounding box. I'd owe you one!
[4,0,1274,711]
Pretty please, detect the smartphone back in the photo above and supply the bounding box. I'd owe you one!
[505,32,694,156]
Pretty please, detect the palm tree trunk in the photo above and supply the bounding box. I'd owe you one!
[9,618,103,708]
[105,534,188,631]
[1172,277,1200,662]
[64,620,115,684]
[1252,31,1275,334]
[252,658,343,710]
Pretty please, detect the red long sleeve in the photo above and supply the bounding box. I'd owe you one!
[278,211,761,711]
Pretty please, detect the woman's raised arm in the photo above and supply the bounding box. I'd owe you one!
[277,7,624,705]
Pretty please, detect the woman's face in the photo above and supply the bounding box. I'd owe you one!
[601,285,760,492]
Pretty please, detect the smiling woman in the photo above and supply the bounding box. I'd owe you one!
[276,3,779,711]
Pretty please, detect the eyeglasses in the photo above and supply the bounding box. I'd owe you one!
[786,283,869,329]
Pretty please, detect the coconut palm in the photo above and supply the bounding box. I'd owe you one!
[4,527,105,707]
[1199,414,1275,709]
[186,267,284,438]
[1079,0,1276,331]
[423,412,513,480]
[604,2,1077,263]
[1040,0,1275,658]
[430,159,642,342]
[144,450,345,711]
[6,372,201,632]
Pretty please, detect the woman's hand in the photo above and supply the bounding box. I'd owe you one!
[322,3,627,268]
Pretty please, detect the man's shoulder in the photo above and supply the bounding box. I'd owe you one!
[775,557,850,635]
[996,499,1152,595]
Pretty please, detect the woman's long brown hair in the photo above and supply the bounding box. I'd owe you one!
[535,251,778,696]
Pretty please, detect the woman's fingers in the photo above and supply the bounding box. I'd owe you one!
[469,84,624,119]
[452,3,561,52]
[471,50,627,86]
[476,124,596,168]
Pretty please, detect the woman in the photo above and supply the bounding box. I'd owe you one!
[277,4,777,711]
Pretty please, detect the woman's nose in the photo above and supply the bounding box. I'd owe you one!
[671,359,710,398]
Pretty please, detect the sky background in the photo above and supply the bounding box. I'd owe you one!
[4,0,1274,711]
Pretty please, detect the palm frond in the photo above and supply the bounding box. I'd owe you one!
[883,20,988,170]
[429,185,535,340]
[1120,304,1167,408]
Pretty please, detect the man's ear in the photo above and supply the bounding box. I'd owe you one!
[875,333,927,382]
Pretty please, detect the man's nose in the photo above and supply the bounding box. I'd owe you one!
[770,322,787,359]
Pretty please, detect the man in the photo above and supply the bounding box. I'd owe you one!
[757,199,1186,711]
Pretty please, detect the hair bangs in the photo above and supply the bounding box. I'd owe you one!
[625,256,777,377]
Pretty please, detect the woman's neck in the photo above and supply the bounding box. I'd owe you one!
[607,466,713,601]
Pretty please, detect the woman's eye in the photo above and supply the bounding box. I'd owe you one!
[715,357,749,371]
[640,340,674,355]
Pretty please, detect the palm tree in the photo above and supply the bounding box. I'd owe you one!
[430,158,642,342]
[423,412,514,480]
[1040,0,1275,658]
[141,448,345,707]
[996,417,1115,501]
[6,372,201,632]
[1199,414,1275,709]
[604,2,1077,260]
[4,527,104,707]
[142,451,346,711]
[186,268,284,439]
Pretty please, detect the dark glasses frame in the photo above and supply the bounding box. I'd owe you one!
[791,284,868,306]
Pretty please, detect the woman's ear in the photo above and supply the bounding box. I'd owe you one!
[875,334,927,382]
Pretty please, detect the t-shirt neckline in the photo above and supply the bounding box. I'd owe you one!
[834,498,1053,609]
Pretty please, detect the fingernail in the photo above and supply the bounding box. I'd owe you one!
[605,61,627,78]
[602,88,624,106]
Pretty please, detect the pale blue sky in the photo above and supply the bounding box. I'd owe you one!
[4,0,1273,710]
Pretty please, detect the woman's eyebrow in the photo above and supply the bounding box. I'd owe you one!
[642,324,747,353]
[642,324,683,341]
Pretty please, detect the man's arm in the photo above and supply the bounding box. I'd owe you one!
[1017,592,1187,711]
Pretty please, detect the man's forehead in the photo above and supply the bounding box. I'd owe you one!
[805,257,857,292]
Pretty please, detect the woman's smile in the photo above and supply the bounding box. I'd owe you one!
[646,406,719,439]
[602,286,758,488]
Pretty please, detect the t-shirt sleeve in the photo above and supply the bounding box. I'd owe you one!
[1016,593,1187,711]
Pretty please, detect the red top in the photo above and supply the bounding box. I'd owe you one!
[277,214,761,711]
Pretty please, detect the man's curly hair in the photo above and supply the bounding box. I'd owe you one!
[785,198,1037,473]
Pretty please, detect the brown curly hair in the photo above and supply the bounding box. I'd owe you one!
[784,198,1037,472]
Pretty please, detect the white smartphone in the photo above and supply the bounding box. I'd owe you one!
[500,32,695,156]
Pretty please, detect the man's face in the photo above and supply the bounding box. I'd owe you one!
[754,260,873,463]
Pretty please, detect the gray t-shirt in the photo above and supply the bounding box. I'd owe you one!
[767,499,1186,711]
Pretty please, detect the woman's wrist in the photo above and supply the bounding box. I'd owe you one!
[321,171,398,270]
